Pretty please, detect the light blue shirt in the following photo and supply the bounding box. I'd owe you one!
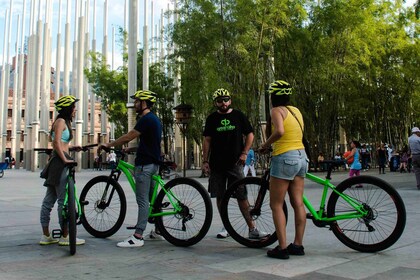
[409,134,420,155]
[245,149,255,166]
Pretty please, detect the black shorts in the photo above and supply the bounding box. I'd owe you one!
[208,164,247,200]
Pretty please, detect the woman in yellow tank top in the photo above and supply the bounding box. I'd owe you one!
[259,80,308,259]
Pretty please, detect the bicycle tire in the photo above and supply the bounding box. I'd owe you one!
[327,175,406,252]
[80,176,127,238]
[220,177,288,248]
[154,177,213,247]
[67,178,77,255]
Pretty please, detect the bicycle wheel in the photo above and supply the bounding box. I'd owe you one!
[327,175,406,252]
[155,177,213,247]
[220,177,288,248]
[80,176,127,238]
[67,178,77,255]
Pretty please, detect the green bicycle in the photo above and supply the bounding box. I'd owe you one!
[220,156,406,252]
[79,148,213,247]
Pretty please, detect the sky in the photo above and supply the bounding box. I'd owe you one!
[0,0,417,71]
[0,0,173,70]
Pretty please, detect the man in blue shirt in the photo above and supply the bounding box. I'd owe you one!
[101,90,162,247]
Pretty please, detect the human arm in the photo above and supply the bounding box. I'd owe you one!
[240,132,254,164]
[202,136,211,173]
[100,129,140,150]
[259,107,284,151]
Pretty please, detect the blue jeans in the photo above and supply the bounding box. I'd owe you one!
[134,164,159,236]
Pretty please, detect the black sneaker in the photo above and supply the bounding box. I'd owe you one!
[267,246,289,259]
[287,243,305,255]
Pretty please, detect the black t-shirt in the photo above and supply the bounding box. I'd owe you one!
[203,109,253,171]
[133,111,162,166]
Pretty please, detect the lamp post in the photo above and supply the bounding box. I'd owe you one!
[174,104,193,177]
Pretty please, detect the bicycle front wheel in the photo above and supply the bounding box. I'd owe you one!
[220,177,286,248]
[327,175,406,252]
[80,176,127,238]
[155,178,213,247]
[67,178,77,255]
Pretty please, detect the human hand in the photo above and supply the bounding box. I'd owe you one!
[202,161,210,174]
[71,145,83,152]
[99,143,110,152]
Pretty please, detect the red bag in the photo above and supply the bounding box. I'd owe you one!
[343,151,354,164]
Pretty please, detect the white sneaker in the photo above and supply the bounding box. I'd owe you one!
[58,236,85,246]
[149,230,164,241]
[39,234,59,245]
[216,228,229,239]
[117,235,144,247]
[248,228,270,239]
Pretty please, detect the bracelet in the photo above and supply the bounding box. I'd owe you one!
[241,152,247,155]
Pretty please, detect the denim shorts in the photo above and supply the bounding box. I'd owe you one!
[270,149,308,180]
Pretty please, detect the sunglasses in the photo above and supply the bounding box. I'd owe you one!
[215,97,231,103]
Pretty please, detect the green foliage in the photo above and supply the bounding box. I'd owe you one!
[170,0,419,160]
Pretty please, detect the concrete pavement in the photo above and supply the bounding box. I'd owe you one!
[1,167,420,279]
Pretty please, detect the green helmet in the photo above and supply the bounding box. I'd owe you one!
[268,80,292,95]
[212,88,231,100]
[130,90,157,103]
[54,95,79,111]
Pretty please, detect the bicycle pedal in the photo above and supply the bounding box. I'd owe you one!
[52,229,62,238]
[306,213,314,220]
[80,200,89,206]
[126,225,136,230]
[148,217,156,224]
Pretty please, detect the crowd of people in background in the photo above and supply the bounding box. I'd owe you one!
[315,142,415,174]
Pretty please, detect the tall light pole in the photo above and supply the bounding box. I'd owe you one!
[174,104,193,177]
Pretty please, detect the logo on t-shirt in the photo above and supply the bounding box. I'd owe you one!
[217,119,236,132]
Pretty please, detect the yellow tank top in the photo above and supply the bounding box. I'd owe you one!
[272,106,305,156]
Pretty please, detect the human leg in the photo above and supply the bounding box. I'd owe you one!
[288,176,306,247]
[250,164,256,177]
[269,176,289,249]
[40,186,59,244]
[413,155,420,189]
[134,164,159,237]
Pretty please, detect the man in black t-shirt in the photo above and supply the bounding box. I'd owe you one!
[202,88,268,239]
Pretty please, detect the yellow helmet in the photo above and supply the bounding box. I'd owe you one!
[212,88,231,100]
[130,90,157,103]
[268,80,292,95]
[54,95,79,111]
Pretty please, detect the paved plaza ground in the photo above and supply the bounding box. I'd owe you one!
[0,167,420,279]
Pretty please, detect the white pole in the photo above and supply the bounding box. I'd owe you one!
[127,0,138,154]
[143,0,148,90]
[24,0,35,170]
[0,9,8,160]
[75,7,85,167]
[11,14,21,163]
[90,0,96,140]
[15,0,27,167]
[30,0,44,171]
[63,0,71,96]
[82,0,90,168]
[55,0,63,104]
[101,0,109,144]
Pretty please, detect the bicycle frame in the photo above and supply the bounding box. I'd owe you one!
[303,172,369,222]
[63,168,82,220]
[112,158,184,218]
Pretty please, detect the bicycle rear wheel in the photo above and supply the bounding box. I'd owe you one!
[220,177,287,248]
[67,178,77,255]
[80,176,127,238]
[327,175,406,252]
[155,178,213,247]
